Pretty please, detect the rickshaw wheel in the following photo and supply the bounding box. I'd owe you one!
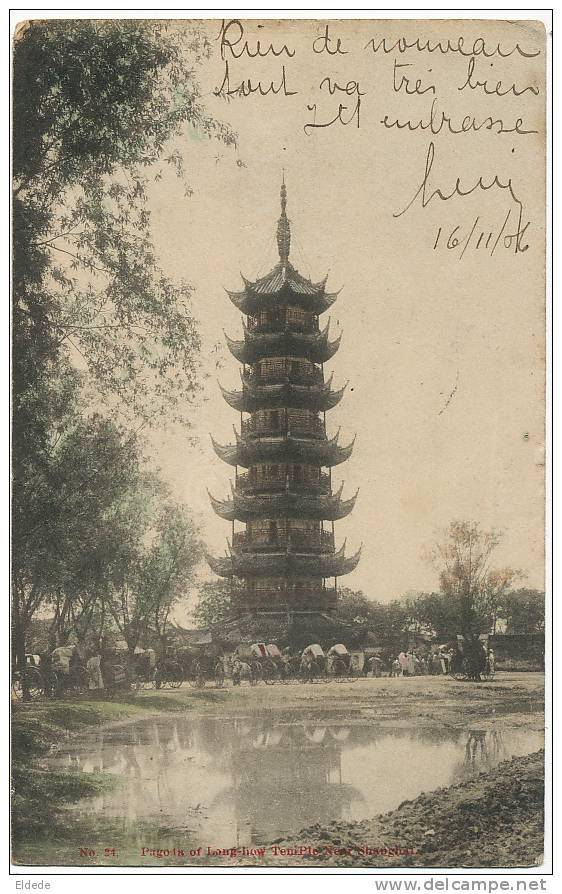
[166,661,183,688]
[26,668,44,699]
[331,658,347,680]
[450,670,469,681]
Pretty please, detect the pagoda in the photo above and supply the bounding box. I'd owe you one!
[208,180,360,618]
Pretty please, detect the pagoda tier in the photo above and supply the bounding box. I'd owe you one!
[219,373,347,413]
[210,431,355,468]
[208,483,358,523]
[226,264,339,316]
[207,544,361,579]
[208,179,359,617]
[225,322,342,365]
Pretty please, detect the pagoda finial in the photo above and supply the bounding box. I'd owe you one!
[277,174,291,263]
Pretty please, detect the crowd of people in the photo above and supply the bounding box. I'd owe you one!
[366,646,495,678]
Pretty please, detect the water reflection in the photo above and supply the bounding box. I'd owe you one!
[49,717,542,847]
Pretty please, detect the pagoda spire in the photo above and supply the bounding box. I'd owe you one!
[277,173,291,263]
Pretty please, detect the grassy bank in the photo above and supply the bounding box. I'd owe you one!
[11,692,211,846]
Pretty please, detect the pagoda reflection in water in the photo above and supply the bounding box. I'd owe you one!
[210,719,360,845]
[208,179,360,618]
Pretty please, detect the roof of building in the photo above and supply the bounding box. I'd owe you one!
[224,323,342,364]
[207,544,362,578]
[208,482,359,522]
[219,374,347,413]
[210,430,355,469]
[225,181,340,315]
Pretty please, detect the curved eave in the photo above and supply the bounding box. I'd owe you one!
[207,488,359,522]
[241,319,330,344]
[225,323,342,364]
[245,263,328,297]
[227,288,340,316]
[210,432,356,468]
[207,545,361,579]
[220,377,347,413]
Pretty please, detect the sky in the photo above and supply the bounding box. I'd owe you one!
[140,18,545,609]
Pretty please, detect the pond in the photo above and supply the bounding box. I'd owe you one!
[44,714,543,855]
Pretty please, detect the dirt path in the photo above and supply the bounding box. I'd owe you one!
[134,671,544,732]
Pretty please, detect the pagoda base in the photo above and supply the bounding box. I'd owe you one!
[204,610,365,650]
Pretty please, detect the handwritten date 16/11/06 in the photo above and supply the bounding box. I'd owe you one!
[433,209,530,259]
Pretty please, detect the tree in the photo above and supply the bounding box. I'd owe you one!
[11,408,142,683]
[425,521,503,642]
[500,588,545,634]
[336,587,410,641]
[12,21,235,685]
[13,20,236,424]
[480,567,524,635]
[402,591,462,640]
[138,502,203,650]
[192,580,236,629]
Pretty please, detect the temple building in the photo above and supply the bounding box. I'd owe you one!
[208,180,360,622]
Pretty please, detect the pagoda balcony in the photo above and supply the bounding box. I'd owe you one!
[233,529,335,553]
[246,317,318,335]
[236,470,331,494]
[247,364,324,387]
[241,416,326,439]
[240,587,338,612]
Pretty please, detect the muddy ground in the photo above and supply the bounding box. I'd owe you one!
[12,672,545,868]
[254,749,544,869]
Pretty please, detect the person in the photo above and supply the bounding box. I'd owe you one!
[369,655,383,678]
[87,651,105,691]
[301,650,315,681]
[487,649,495,675]
[390,657,401,677]
[407,650,416,677]
[398,651,408,676]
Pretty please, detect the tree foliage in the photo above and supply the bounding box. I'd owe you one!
[192,579,236,630]
[500,588,545,635]
[425,521,498,637]
[13,19,235,425]
[12,22,234,682]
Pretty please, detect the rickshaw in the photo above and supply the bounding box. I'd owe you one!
[249,643,284,684]
[11,654,44,700]
[132,647,157,689]
[48,645,89,695]
[154,651,184,689]
[231,644,261,686]
[185,646,227,689]
[327,644,359,682]
[300,643,327,682]
[101,642,136,695]
[449,635,493,682]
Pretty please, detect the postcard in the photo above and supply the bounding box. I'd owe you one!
[11,15,548,872]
